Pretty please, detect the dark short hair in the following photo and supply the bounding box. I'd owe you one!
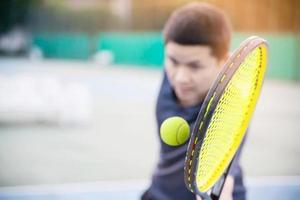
[163,2,232,60]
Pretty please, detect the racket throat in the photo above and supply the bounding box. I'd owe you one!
[210,155,235,200]
[210,174,226,200]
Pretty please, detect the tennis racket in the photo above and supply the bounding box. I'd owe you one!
[184,36,268,200]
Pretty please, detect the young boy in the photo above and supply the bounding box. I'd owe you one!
[142,2,246,200]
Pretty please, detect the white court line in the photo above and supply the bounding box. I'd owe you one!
[0,176,300,196]
[245,176,300,187]
[0,179,149,196]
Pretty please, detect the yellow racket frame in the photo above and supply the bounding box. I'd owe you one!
[184,36,268,197]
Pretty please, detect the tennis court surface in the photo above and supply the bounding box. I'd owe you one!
[0,59,299,200]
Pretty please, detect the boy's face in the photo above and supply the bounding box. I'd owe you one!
[165,41,225,107]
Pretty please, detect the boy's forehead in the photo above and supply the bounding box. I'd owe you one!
[165,42,213,61]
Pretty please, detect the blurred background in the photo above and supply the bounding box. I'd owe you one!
[0,0,299,199]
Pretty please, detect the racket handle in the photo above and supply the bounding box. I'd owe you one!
[210,194,220,200]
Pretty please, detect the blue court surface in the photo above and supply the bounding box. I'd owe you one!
[0,177,299,200]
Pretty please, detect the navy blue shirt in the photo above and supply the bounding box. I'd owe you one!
[145,73,246,200]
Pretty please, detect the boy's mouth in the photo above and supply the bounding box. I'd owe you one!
[176,86,193,95]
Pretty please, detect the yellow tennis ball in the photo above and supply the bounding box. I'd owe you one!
[160,116,190,146]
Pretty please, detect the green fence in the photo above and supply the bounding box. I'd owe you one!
[32,32,300,80]
[33,33,90,60]
[94,32,164,67]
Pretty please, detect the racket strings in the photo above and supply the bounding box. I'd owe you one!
[196,45,266,192]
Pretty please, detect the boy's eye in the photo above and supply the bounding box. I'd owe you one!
[189,62,202,70]
[169,57,179,66]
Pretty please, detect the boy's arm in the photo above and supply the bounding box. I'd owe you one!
[196,175,234,200]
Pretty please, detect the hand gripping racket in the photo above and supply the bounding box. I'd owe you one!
[184,36,268,200]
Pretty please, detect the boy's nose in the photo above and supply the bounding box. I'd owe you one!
[175,67,191,84]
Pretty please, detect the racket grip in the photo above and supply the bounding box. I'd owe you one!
[210,194,220,200]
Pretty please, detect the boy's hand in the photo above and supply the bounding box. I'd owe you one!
[196,176,234,200]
